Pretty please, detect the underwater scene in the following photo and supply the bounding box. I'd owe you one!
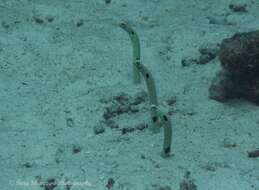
[0,0,258,189]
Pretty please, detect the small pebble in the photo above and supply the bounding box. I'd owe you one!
[229,3,247,13]
[166,96,177,106]
[45,15,55,22]
[121,127,135,135]
[158,186,171,190]
[72,144,82,154]
[223,138,237,148]
[105,0,112,4]
[135,123,148,131]
[181,57,198,67]
[106,178,115,189]
[41,178,57,190]
[76,19,84,27]
[66,118,74,128]
[104,119,119,129]
[94,125,105,135]
[248,149,259,158]
[33,16,44,24]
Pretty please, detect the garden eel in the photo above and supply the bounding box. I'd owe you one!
[119,23,141,84]
[119,22,172,157]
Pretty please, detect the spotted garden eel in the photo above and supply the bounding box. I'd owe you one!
[119,22,172,157]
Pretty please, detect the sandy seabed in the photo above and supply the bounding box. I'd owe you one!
[0,0,258,189]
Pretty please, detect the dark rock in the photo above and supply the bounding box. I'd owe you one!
[209,70,237,102]
[219,31,259,76]
[209,31,259,104]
